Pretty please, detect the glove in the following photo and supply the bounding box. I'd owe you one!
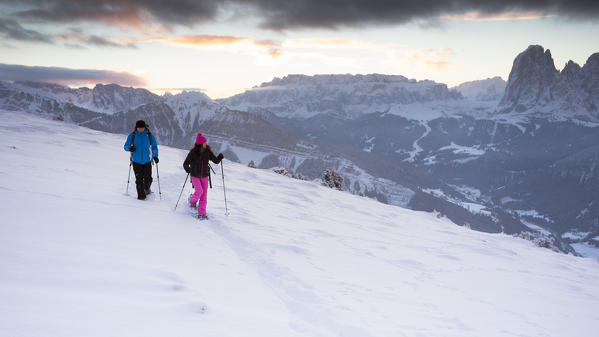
[217,153,224,161]
[129,145,136,152]
[153,157,159,164]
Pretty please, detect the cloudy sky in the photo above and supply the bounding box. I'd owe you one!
[0,0,598,98]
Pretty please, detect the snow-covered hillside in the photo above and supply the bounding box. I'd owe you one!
[1,110,599,337]
[452,76,506,101]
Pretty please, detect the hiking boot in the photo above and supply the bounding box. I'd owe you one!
[145,188,152,195]
[137,195,146,200]
[197,214,209,220]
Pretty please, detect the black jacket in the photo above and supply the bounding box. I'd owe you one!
[183,146,223,178]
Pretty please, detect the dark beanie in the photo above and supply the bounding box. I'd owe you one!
[135,120,146,128]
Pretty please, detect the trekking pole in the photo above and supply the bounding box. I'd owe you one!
[174,173,189,211]
[208,164,216,189]
[220,161,230,216]
[155,162,162,200]
[126,154,132,195]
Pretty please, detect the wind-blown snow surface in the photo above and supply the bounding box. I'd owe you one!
[1,110,599,337]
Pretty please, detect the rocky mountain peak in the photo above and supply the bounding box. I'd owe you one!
[90,83,160,113]
[561,60,581,78]
[499,45,558,112]
[581,53,599,85]
[581,53,599,111]
[583,53,599,71]
[498,45,599,119]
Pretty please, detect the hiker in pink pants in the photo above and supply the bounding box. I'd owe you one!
[183,133,224,219]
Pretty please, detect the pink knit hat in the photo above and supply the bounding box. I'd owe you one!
[196,133,207,145]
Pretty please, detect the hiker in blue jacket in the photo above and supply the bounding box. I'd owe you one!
[123,120,159,200]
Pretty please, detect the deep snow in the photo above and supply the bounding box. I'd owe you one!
[1,110,599,337]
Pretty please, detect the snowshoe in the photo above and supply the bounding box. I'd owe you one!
[188,210,208,220]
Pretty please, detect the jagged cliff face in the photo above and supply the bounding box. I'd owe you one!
[581,53,599,110]
[218,74,463,119]
[499,45,558,113]
[499,45,599,120]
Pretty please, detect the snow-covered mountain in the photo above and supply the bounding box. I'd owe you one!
[452,76,506,101]
[164,90,225,131]
[218,74,463,119]
[2,110,599,337]
[499,45,599,121]
[0,81,161,115]
[87,83,162,114]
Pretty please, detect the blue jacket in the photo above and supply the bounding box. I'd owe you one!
[124,130,158,164]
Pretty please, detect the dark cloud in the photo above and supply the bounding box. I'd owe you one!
[244,0,599,30]
[0,17,53,42]
[1,1,598,30]
[0,17,136,48]
[0,63,146,86]
[7,0,220,28]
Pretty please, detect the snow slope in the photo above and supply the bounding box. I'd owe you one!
[1,110,599,337]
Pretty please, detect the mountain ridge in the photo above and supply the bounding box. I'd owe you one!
[219,73,463,120]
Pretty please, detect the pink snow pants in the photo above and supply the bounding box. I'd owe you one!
[190,176,209,215]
